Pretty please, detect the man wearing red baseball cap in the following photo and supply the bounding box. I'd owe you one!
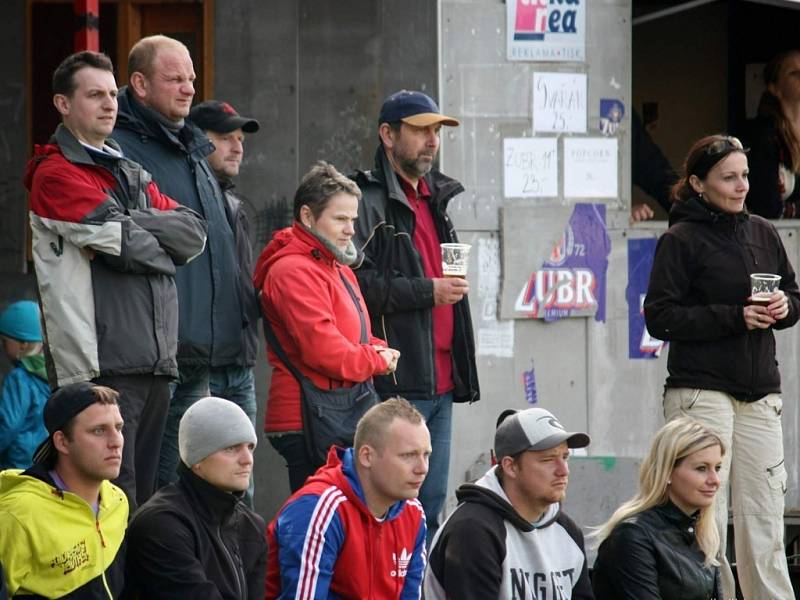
[351,90,479,544]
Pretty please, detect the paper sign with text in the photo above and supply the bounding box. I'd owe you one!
[504,137,558,198]
[563,137,618,198]
[533,72,587,133]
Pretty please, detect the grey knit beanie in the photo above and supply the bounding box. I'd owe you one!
[179,396,257,467]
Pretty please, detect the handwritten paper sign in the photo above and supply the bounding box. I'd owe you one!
[504,138,558,198]
[563,138,618,198]
[533,72,586,133]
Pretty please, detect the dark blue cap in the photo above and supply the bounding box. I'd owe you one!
[378,90,460,127]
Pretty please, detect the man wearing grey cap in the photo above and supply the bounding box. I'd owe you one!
[189,99,262,506]
[352,90,479,543]
[124,396,267,599]
[424,407,594,600]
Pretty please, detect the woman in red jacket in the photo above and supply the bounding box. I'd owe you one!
[254,162,399,491]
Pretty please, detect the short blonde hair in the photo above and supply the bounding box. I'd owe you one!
[353,397,424,453]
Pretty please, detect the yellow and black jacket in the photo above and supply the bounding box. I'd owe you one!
[0,465,128,598]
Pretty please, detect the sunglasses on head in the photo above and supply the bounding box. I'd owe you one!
[705,136,744,155]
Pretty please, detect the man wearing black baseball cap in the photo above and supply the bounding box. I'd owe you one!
[0,382,128,597]
[188,100,261,506]
[351,90,479,544]
[424,407,594,600]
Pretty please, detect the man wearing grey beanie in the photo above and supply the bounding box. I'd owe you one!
[123,397,268,598]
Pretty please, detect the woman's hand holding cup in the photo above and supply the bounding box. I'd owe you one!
[377,347,400,374]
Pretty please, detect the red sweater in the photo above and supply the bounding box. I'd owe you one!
[254,224,387,432]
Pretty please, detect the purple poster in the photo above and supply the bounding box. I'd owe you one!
[514,203,610,322]
[627,238,666,359]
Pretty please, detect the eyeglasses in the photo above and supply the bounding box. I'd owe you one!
[706,136,744,155]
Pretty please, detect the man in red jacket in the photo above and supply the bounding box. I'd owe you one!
[266,397,430,600]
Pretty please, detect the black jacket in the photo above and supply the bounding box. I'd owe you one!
[644,196,800,400]
[592,501,722,600]
[351,146,479,403]
[124,462,267,599]
[112,88,245,368]
[424,468,593,599]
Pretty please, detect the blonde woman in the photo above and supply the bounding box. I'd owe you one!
[591,418,724,600]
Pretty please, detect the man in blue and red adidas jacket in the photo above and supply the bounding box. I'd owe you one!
[266,397,429,600]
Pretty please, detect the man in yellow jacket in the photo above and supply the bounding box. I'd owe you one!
[0,382,128,598]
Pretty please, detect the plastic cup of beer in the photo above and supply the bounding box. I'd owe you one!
[441,243,471,278]
[750,273,781,305]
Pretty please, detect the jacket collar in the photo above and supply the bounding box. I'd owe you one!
[655,499,700,531]
[370,144,465,214]
[53,123,123,167]
[313,447,409,522]
[116,86,215,160]
[176,461,243,524]
[291,222,339,265]
[458,465,561,532]
[669,194,751,228]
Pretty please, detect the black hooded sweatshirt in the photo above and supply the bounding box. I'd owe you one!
[424,467,593,600]
[644,196,800,400]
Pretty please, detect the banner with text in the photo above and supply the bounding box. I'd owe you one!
[514,203,609,321]
[507,0,586,62]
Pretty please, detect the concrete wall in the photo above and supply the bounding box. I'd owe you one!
[0,1,37,378]
[212,0,440,519]
[440,0,645,530]
[440,0,800,538]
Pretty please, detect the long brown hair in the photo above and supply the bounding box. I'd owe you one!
[758,50,800,172]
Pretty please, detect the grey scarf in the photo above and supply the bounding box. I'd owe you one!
[300,223,358,266]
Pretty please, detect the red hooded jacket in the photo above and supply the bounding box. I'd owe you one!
[254,224,387,432]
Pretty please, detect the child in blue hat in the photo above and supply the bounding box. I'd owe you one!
[0,300,50,469]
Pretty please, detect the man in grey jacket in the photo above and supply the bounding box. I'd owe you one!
[26,51,206,510]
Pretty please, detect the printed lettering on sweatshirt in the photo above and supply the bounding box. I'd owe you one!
[50,540,90,574]
[510,567,576,599]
